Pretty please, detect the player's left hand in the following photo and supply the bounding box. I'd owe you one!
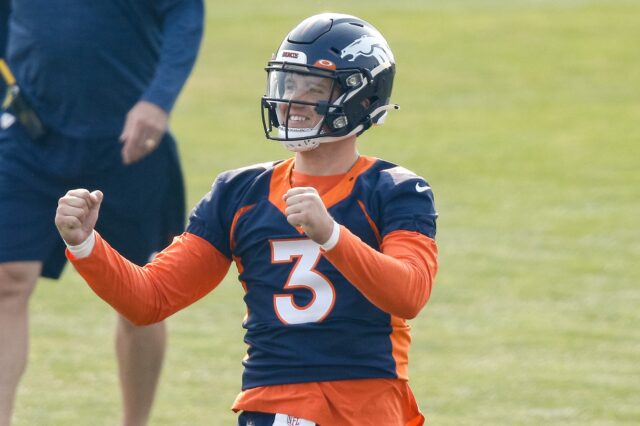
[284,187,334,245]
[119,101,168,165]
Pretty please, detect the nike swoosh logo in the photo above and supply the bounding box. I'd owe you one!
[415,183,430,193]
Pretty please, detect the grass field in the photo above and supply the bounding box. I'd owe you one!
[13,0,640,424]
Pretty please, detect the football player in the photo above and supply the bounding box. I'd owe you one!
[55,13,438,426]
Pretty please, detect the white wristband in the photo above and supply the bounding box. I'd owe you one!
[320,221,340,251]
[65,231,96,259]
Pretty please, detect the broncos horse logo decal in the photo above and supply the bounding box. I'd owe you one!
[340,35,393,66]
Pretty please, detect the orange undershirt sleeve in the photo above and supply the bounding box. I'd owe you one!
[322,226,438,319]
[67,232,231,325]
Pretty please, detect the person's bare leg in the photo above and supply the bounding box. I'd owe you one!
[0,262,41,426]
[116,315,166,426]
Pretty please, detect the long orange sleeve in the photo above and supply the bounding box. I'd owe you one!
[323,226,438,319]
[68,232,231,325]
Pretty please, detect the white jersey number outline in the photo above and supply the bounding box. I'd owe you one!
[270,239,336,325]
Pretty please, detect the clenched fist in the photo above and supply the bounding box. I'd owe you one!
[55,189,104,246]
[284,187,334,245]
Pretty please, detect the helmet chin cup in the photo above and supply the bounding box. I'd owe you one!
[276,125,365,152]
[276,125,321,151]
[280,138,320,152]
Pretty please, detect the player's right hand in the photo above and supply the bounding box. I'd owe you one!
[55,189,104,246]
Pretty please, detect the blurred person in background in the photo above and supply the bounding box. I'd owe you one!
[0,1,203,425]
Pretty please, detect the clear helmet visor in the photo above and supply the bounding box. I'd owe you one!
[265,69,342,140]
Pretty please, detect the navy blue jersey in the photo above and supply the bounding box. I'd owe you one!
[187,156,437,390]
[6,0,203,138]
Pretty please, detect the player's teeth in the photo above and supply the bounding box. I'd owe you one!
[289,115,306,122]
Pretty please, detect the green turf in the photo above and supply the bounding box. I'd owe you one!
[14,0,640,424]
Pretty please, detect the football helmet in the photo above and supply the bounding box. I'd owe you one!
[261,13,399,152]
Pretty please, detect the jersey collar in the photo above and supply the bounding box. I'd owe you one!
[268,155,377,216]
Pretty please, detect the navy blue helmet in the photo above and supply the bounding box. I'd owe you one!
[261,13,398,151]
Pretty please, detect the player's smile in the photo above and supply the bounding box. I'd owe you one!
[284,110,319,128]
[288,114,309,122]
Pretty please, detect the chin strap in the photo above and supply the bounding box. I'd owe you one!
[370,103,400,125]
[357,103,400,135]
